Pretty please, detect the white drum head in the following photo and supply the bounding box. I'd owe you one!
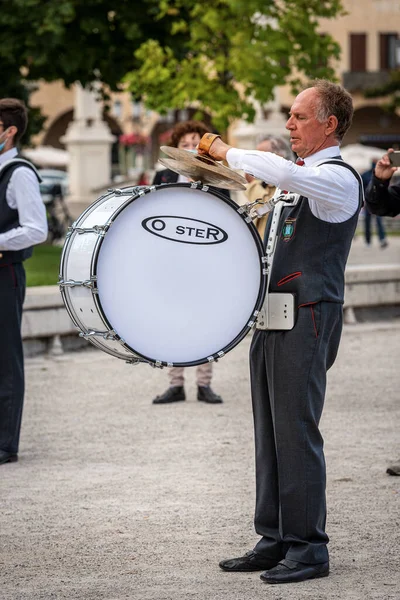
[95,185,263,364]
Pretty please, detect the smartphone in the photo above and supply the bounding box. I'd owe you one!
[389,151,400,167]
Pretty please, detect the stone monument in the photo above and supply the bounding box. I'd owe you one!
[62,83,115,206]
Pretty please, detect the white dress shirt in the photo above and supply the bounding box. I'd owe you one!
[227,145,361,223]
[0,147,48,250]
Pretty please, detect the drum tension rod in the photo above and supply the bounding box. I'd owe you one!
[125,359,142,366]
[59,277,97,290]
[70,224,109,235]
[79,329,117,341]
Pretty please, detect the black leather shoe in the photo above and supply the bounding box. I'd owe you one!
[197,386,223,404]
[386,464,400,476]
[219,550,280,572]
[152,386,185,404]
[0,450,18,465]
[260,559,329,584]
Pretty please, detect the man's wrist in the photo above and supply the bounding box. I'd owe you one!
[198,133,221,155]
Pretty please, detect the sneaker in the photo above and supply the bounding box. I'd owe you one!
[380,239,388,249]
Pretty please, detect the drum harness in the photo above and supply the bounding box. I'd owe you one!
[240,188,300,331]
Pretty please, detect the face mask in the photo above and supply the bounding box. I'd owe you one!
[0,129,9,152]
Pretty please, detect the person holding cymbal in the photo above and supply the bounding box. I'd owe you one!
[198,80,363,584]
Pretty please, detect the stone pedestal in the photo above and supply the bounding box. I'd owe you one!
[62,83,116,205]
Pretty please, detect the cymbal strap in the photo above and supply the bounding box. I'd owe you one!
[198,133,221,155]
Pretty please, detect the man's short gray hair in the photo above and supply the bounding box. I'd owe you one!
[256,134,294,161]
[305,79,354,143]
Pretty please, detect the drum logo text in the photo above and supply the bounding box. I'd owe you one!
[142,216,228,245]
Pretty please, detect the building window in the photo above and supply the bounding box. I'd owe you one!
[131,101,142,120]
[316,33,328,68]
[113,100,122,119]
[350,33,367,71]
[179,109,189,122]
[380,33,399,69]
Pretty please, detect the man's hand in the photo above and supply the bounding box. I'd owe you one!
[374,149,398,181]
[197,134,232,162]
[245,173,255,184]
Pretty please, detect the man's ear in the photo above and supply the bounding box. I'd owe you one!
[325,115,338,137]
[7,125,18,138]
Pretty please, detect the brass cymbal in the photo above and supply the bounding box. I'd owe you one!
[159,146,247,191]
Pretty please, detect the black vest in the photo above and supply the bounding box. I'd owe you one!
[267,160,363,306]
[0,158,41,266]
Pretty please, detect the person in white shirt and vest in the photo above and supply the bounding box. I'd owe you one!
[152,120,229,405]
[0,98,48,465]
[197,80,363,584]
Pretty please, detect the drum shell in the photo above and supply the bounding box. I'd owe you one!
[59,184,267,366]
[59,189,142,361]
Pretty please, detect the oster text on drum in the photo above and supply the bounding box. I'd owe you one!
[142,216,228,245]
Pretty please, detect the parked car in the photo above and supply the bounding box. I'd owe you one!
[38,169,70,203]
[38,169,72,243]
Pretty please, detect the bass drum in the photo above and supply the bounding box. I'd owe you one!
[59,183,267,367]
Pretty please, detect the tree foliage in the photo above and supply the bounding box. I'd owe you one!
[364,71,400,114]
[124,0,344,131]
[0,0,345,137]
[0,0,186,88]
[0,0,186,141]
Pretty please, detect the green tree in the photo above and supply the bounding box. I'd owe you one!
[124,0,344,132]
[364,71,400,114]
[0,0,187,88]
[0,0,189,141]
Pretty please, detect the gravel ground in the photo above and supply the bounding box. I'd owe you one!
[1,318,399,600]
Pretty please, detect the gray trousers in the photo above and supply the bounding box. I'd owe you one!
[250,301,343,564]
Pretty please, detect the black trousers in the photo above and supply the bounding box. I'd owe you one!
[250,301,343,564]
[0,262,25,454]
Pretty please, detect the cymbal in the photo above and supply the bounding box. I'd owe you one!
[159,146,247,191]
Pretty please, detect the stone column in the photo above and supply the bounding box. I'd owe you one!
[62,83,116,206]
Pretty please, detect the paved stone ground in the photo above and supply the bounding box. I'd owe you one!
[3,211,400,599]
[1,316,399,599]
[348,232,400,265]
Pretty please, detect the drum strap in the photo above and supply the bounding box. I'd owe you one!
[257,189,299,330]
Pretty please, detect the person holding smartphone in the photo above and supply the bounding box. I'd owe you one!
[364,149,399,477]
[364,148,400,218]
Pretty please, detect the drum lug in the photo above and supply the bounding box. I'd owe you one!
[59,277,97,290]
[261,255,269,276]
[148,361,164,369]
[71,225,109,236]
[236,204,253,223]
[79,329,118,341]
[125,359,141,366]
